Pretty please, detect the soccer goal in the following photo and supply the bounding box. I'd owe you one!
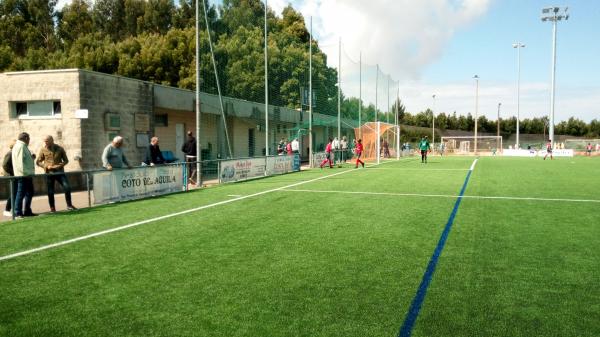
[354,122,401,163]
[440,136,503,155]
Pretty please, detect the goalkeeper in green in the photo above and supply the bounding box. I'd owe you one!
[419,136,431,163]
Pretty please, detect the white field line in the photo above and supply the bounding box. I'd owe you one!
[470,158,478,171]
[279,189,600,204]
[363,168,469,171]
[0,159,401,262]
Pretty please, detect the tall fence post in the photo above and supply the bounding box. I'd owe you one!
[10,178,15,221]
[217,160,221,184]
[86,173,92,208]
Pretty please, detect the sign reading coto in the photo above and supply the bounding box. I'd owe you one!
[93,166,183,204]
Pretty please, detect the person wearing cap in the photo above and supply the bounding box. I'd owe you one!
[181,131,197,183]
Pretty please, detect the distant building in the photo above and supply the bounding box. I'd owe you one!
[0,69,355,173]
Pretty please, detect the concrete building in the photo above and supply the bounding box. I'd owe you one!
[0,69,356,174]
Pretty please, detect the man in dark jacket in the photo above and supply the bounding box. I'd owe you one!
[2,139,16,217]
[181,131,197,184]
[144,137,165,166]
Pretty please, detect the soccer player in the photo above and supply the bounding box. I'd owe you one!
[355,139,365,168]
[543,139,553,160]
[319,138,334,169]
[586,143,592,156]
[419,136,430,163]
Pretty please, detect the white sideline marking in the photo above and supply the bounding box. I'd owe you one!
[364,168,469,171]
[280,189,600,204]
[470,158,478,171]
[0,159,400,262]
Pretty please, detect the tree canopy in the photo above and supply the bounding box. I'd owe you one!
[0,0,596,137]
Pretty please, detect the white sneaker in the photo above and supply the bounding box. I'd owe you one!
[3,211,11,217]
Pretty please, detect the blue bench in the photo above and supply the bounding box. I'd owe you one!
[161,151,179,163]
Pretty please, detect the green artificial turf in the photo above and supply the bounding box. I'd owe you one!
[0,156,598,336]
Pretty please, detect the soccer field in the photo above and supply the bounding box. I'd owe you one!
[0,156,598,337]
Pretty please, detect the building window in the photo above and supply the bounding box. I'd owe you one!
[155,114,168,127]
[12,100,61,118]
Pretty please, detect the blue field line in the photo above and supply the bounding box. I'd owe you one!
[397,159,477,337]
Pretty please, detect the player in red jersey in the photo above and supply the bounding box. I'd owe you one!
[355,139,365,168]
[319,138,334,168]
[586,143,592,156]
[543,139,553,160]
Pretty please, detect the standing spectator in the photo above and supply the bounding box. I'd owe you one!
[382,139,390,158]
[340,136,348,162]
[319,138,334,169]
[291,138,300,154]
[2,140,16,217]
[12,132,36,217]
[332,137,340,164]
[286,140,293,155]
[36,135,77,212]
[144,137,166,166]
[102,136,131,170]
[277,138,285,155]
[181,131,197,184]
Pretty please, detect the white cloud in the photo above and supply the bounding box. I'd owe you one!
[294,0,491,80]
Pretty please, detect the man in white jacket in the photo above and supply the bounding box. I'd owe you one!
[12,132,36,217]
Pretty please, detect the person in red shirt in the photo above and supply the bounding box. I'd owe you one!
[320,138,334,168]
[543,139,553,160]
[286,141,293,155]
[355,139,365,168]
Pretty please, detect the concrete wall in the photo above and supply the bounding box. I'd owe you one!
[79,70,154,169]
[0,70,83,173]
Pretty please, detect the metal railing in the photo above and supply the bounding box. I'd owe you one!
[0,154,303,221]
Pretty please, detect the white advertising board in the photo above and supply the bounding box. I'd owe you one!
[503,149,573,157]
[219,158,266,183]
[266,155,294,175]
[93,165,183,204]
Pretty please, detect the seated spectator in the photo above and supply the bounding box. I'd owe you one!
[144,137,166,166]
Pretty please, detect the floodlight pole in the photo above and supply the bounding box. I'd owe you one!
[337,37,341,145]
[195,0,201,187]
[497,102,501,139]
[375,64,379,122]
[308,16,313,167]
[512,42,525,149]
[473,75,479,154]
[264,0,269,157]
[541,6,569,149]
[432,94,436,153]
[396,86,400,160]
[387,77,390,124]
[358,51,362,139]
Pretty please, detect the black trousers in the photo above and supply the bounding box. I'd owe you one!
[47,173,72,208]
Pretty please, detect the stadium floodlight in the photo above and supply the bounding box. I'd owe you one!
[512,42,525,149]
[473,75,479,154]
[541,6,569,148]
[497,102,501,140]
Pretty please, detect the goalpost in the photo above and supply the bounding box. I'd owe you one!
[354,122,401,163]
[440,136,503,155]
